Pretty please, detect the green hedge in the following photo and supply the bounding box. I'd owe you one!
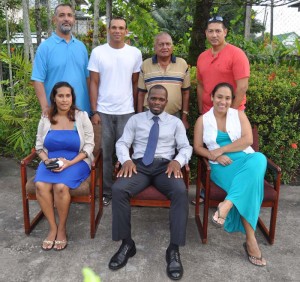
[247,63,300,183]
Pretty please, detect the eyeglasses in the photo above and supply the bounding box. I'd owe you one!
[157,42,172,48]
[208,16,223,22]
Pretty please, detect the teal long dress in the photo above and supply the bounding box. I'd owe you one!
[210,130,267,233]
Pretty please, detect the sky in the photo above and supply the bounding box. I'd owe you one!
[253,3,300,36]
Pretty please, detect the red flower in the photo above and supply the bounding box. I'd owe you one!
[291,143,298,149]
[268,72,276,81]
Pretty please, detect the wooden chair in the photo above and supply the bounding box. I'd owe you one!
[20,124,103,238]
[114,161,190,208]
[195,126,281,244]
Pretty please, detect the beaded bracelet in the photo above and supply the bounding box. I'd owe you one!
[80,150,88,158]
[36,149,44,155]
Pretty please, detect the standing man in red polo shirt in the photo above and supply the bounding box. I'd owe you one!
[197,16,250,114]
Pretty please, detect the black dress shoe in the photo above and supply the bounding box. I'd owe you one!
[166,249,183,280]
[103,195,112,206]
[108,241,136,270]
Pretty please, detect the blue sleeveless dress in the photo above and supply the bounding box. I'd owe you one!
[210,130,267,233]
[34,129,90,189]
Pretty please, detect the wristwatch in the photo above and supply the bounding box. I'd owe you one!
[182,110,189,116]
[90,111,99,117]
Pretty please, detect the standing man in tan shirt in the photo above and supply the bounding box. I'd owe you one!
[137,32,190,129]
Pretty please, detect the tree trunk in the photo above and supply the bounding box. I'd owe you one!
[71,0,76,10]
[106,0,112,42]
[244,1,252,40]
[22,0,34,61]
[35,0,42,46]
[4,0,13,97]
[188,0,213,66]
[92,0,100,48]
[270,0,274,42]
[46,0,52,37]
[0,60,3,98]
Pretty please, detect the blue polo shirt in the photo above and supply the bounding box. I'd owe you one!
[31,32,90,113]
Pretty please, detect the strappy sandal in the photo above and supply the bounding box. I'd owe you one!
[41,239,55,251]
[243,242,266,267]
[54,239,68,251]
[212,206,226,227]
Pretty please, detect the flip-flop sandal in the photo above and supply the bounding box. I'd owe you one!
[41,239,55,251]
[243,242,266,267]
[191,197,204,205]
[211,207,226,227]
[54,240,68,251]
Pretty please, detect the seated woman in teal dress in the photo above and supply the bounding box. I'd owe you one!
[34,82,94,251]
[194,82,267,267]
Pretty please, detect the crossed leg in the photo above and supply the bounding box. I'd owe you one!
[212,200,233,225]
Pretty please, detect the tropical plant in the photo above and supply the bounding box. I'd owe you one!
[0,50,40,157]
[227,33,300,67]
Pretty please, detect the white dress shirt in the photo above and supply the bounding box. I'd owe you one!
[116,111,192,167]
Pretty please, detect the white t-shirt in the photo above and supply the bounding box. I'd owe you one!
[88,43,142,114]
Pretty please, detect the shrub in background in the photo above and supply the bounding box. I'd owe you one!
[247,62,299,183]
[186,66,199,183]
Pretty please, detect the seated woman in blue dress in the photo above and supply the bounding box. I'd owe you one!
[194,82,267,266]
[34,81,94,251]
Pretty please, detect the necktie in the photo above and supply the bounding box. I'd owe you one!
[142,116,159,166]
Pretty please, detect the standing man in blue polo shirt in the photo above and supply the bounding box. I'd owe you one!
[31,3,90,116]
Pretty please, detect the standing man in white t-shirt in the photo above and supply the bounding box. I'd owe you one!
[88,17,142,206]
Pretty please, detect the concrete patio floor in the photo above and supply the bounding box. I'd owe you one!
[1,156,299,282]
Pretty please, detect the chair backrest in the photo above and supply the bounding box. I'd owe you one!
[92,123,101,157]
[252,126,259,152]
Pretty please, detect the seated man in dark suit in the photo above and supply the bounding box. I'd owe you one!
[108,84,192,280]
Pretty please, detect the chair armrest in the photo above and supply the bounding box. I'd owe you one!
[266,158,281,175]
[113,161,121,179]
[91,148,102,170]
[20,149,37,193]
[182,164,190,189]
[266,157,281,192]
[183,164,190,173]
[197,155,211,189]
[21,149,37,167]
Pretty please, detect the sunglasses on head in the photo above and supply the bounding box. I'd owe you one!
[208,16,223,22]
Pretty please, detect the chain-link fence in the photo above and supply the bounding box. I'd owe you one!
[253,1,300,43]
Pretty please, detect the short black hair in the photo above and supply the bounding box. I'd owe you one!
[206,15,227,29]
[109,17,127,29]
[211,82,234,98]
[148,84,168,99]
[54,3,74,16]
